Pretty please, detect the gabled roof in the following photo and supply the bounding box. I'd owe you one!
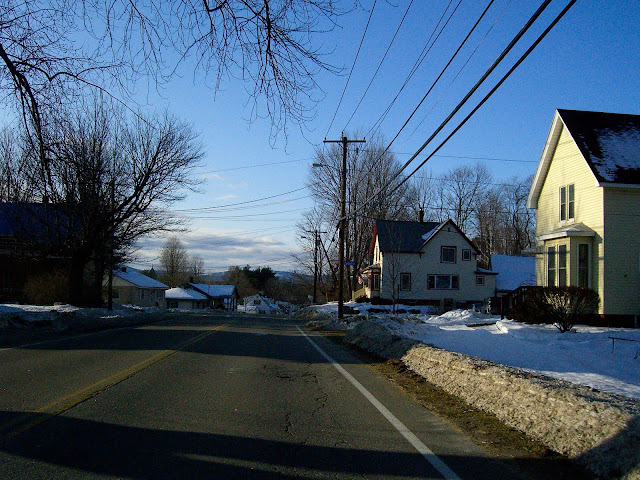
[373,220,441,253]
[528,109,640,208]
[373,219,479,254]
[114,268,168,289]
[165,287,207,301]
[188,283,237,298]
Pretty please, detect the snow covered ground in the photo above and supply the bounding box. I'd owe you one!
[309,302,640,401]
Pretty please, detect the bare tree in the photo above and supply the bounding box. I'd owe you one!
[441,163,492,234]
[12,100,204,305]
[301,134,415,299]
[190,255,206,283]
[161,237,189,287]
[0,0,345,168]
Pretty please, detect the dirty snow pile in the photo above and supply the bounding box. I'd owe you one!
[0,303,164,331]
[309,302,640,401]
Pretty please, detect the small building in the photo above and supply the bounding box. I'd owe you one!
[360,218,496,308]
[527,109,640,322]
[186,283,239,311]
[106,267,168,308]
[165,287,208,310]
[243,294,280,314]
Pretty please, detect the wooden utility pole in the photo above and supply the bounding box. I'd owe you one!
[323,134,365,319]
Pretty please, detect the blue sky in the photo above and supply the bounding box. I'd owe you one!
[131,0,640,273]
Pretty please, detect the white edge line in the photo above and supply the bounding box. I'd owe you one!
[296,326,462,480]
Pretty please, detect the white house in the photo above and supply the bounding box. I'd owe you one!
[165,287,208,310]
[104,267,168,308]
[361,219,496,308]
[186,283,239,311]
[243,294,280,314]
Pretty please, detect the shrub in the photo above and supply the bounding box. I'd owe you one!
[512,286,600,332]
[23,269,69,305]
[354,295,369,303]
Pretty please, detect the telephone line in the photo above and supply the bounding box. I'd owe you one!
[350,0,576,221]
[325,0,378,137]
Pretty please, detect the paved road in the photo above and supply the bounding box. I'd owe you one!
[0,314,521,479]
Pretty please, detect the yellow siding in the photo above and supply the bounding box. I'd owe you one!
[535,124,605,312]
[603,187,640,315]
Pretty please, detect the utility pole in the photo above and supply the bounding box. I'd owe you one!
[303,229,326,304]
[324,134,365,319]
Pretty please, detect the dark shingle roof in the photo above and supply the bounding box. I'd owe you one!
[0,202,76,243]
[558,109,640,184]
[375,219,441,253]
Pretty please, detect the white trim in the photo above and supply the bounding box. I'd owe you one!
[596,182,640,189]
[528,111,564,209]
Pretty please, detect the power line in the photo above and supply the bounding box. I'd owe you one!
[361,0,495,179]
[325,0,378,137]
[198,157,310,175]
[364,0,460,140]
[181,207,308,220]
[407,0,514,140]
[348,0,556,221]
[172,186,308,212]
[342,0,415,131]
[392,0,578,198]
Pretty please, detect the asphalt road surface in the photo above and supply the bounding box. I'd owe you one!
[0,313,524,479]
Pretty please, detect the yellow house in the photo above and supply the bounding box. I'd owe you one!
[527,109,640,321]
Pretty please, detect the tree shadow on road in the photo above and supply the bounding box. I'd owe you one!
[0,411,594,480]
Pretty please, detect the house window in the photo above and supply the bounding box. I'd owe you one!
[428,275,459,290]
[441,246,457,263]
[558,244,567,287]
[462,249,471,261]
[400,273,411,291]
[476,276,485,286]
[560,184,575,221]
[547,246,556,286]
[578,243,589,288]
[372,273,380,291]
[253,299,260,305]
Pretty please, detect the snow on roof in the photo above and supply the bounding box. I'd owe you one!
[189,283,236,297]
[165,287,207,300]
[558,109,640,184]
[114,268,168,289]
[491,254,536,292]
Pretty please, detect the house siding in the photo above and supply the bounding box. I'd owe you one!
[110,276,166,308]
[603,187,640,315]
[380,226,494,303]
[535,125,605,312]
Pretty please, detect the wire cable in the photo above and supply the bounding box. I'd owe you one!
[325,0,378,137]
[361,0,496,180]
[390,0,578,198]
[346,0,555,221]
[342,0,415,131]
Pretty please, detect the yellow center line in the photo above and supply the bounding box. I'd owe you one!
[0,321,230,443]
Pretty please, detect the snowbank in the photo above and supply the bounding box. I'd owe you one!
[0,304,167,333]
[345,320,640,479]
